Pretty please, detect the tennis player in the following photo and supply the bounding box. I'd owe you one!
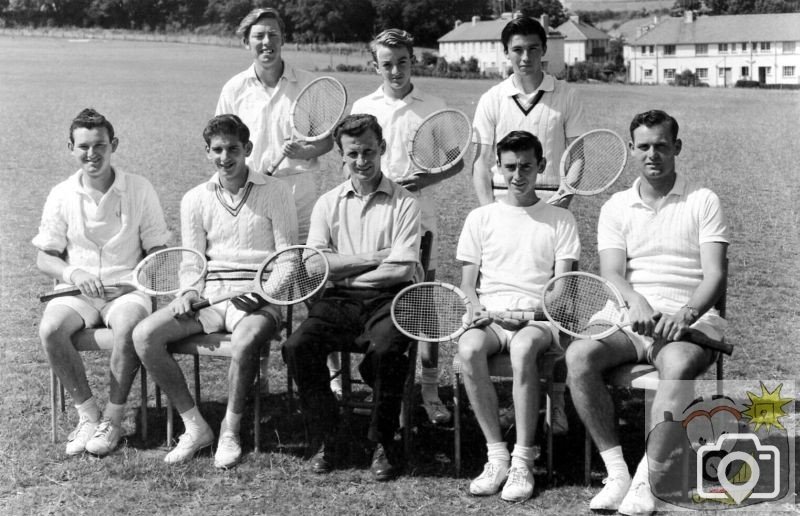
[565,110,729,515]
[345,28,463,424]
[457,131,580,502]
[472,16,586,207]
[282,114,421,481]
[133,114,298,469]
[34,108,171,457]
[215,7,332,243]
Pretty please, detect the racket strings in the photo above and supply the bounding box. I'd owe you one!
[411,111,471,170]
[293,79,346,138]
[543,275,619,335]
[137,249,205,294]
[394,284,464,340]
[258,248,327,302]
[563,131,627,193]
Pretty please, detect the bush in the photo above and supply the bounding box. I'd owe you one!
[735,80,761,88]
[334,63,364,73]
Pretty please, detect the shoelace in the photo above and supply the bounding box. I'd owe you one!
[94,420,113,437]
[219,433,240,450]
[478,463,499,481]
[507,467,528,486]
[69,417,94,440]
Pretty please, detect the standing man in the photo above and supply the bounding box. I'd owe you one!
[283,114,421,481]
[472,16,586,207]
[216,7,333,243]
[347,28,463,424]
[35,108,170,457]
[566,110,729,515]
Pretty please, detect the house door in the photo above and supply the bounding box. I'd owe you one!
[724,68,732,86]
[758,67,767,84]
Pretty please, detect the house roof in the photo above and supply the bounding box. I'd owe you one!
[438,17,564,43]
[631,13,800,45]
[556,18,610,41]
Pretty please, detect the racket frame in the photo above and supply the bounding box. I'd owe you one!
[288,76,348,143]
[408,108,473,174]
[558,128,628,196]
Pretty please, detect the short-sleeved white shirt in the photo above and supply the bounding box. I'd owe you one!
[597,175,729,315]
[472,74,586,196]
[456,200,581,311]
[32,169,171,283]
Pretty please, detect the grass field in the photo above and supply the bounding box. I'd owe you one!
[1,36,798,514]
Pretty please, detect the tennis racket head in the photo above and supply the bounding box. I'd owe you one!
[541,271,627,340]
[391,282,473,343]
[255,245,329,305]
[560,129,627,196]
[408,109,472,174]
[290,76,347,142]
[134,247,207,296]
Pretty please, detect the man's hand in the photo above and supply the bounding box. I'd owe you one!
[653,308,695,342]
[396,174,427,192]
[70,269,106,299]
[170,290,201,317]
[231,293,269,313]
[494,310,528,332]
[626,293,659,337]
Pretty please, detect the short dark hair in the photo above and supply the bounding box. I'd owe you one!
[501,16,547,52]
[237,7,285,39]
[69,108,115,143]
[333,114,383,149]
[629,110,679,142]
[496,130,543,162]
[370,28,415,62]
[203,114,250,146]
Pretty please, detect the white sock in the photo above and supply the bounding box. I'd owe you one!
[511,444,536,470]
[223,410,242,434]
[103,402,125,426]
[75,396,100,422]
[421,367,440,401]
[487,441,511,466]
[600,446,630,480]
[179,405,208,436]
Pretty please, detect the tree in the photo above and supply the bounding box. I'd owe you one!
[372,0,489,47]
[515,0,567,27]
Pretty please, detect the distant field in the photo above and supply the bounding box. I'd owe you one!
[1,36,798,514]
[564,0,673,11]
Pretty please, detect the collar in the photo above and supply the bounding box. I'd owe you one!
[498,73,555,97]
[247,61,299,85]
[340,174,394,198]
[366,84,426,104]
[204,168,265,191]
[626,174,688,207]
[69,168,127,194]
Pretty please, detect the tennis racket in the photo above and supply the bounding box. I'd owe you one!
[407,108,472,174]
[541,271,733,355]
[266,76,347,175]
[40,247,207,302]
[190,245,329,310]
[547,129,628,206]
[391,282,545,343]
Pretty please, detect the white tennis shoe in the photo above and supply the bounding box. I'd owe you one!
[164,426,214,464]
[589,472,632,511]
[469,461,509,496]
[65,415,99,456]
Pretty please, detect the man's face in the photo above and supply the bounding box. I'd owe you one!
[629,122,682,180]
[339,130,385,186]
[498,147,544,200]
[206,133,252,183]
[247,17,283,68]
[69,127,118,180]
[374,44,412,95]
[505,33,545,78]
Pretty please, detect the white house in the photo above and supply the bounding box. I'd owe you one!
[437,13,566,76]
[556,15,610,65]
[623,12,800,87]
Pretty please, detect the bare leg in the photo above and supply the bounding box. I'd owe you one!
[226,312,276,414]
[106,304,149,406]
[457,327,503,444]
[508,326,551,447]
[39,304,93,405]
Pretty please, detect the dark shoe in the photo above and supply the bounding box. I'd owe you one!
[370,444,399,481]
[310,440,336,474]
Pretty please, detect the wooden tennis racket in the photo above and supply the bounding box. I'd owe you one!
[407,108,472,175]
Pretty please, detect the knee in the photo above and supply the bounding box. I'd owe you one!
[132,319,161,363]
[565,340,596,379]
[39,319,68,350]
[230,335,263,363]
[457,337,487,367]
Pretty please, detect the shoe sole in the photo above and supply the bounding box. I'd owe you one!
[165,439,214,464]
[501,493,533,503]
[214,455,242,469]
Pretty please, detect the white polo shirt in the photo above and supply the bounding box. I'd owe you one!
[472,74,586,197]
[597,175,729,315]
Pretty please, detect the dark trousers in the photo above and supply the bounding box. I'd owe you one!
[282,289,412,445]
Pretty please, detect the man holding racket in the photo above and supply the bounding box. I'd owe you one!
[282,114,421,481]
[472,16,586,207]
[133,114,298,469]
[216,7,333,243]
[347,28,464,425]
[34,108,171,457]
[566,110,729,515]
[457,131,580,502]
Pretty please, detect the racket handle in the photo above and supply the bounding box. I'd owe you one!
[191,299,211,311]
[40,287,82,302]
[190,292,238,311]
[684,328,734,356]
[486,309,546,321]
[266,153,286,176]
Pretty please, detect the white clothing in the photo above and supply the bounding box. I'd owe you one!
[456,200,581,311]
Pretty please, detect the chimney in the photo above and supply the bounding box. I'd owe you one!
[471,15,480,26]
[570,14,579,24]
[636,27,643,39]
[653,15,658,24]
[540,14,550,29]
[455,19,462,28]
[684,10,694,23]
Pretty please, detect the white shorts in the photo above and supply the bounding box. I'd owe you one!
[621,317,726,364]
[46,289,152,328]
[195,300,282,335]
[486,320,560,353]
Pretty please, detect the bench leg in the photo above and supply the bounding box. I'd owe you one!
[50,369,59,443]
[140,367,148,441]
[453,371,462,477]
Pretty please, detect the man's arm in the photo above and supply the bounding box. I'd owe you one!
[600,248,659,337]
[472,143,495,206]
[397,159,465,192]
[282,135,334,161]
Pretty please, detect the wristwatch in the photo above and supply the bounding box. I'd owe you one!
[681,305,700,322]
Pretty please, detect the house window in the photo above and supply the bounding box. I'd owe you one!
[640,45,646,54]
[718,67,731,78]
[784,66,796,77]
[696,68,708,79]
[760,41,771,52]
[664,45,675,56]
[741,42,747,51]
[718,43,728,54]
[783,41,796,54]
[644,69,654,79]
[664,68,676,80]
[741,66,749,77]
[730,43,736,53]
[696,44,708,55]
[765,66,772,75]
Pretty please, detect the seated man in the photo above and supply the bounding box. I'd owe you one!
[282,114,421,482]
[456,131,580,502]
[35,108,170,456]
[133,114,297,469]
[566,110,729,516]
